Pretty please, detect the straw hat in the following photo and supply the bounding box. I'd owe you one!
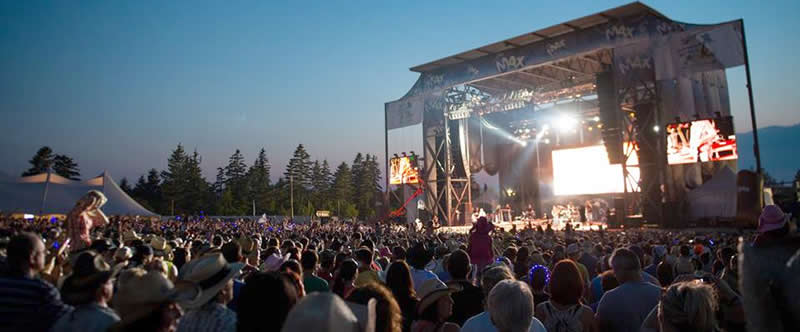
[178,253,244,309]
[758,205,790,233]
[238,236,257,255]
[149,236,172,256]
[122,229,141,243]
[281,292,374,332]
[262,253,289,272]
[113,268,199,324]
[416,278,461,315]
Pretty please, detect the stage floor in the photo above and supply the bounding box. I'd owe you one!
[438,219,607,233]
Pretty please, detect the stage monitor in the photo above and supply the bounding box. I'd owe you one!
[389,155,420,185]
[667,118,737,165]
[552,144,639,196]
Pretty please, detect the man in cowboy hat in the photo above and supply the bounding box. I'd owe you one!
[753,205,793,247]
[177,253,244,332]
[110,268,199,332]
[51,251,120,332]
[150,236,178,280]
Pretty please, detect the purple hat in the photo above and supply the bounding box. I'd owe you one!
[758,205,789,233]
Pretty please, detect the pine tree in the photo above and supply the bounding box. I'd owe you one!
[248,148,272,213]
[284,144,312,189]
[213,167,226,195]
[22,146,55,176]
[53,154,80,180]
[183,149,210,214]
[132,169,163,213]
[332,162,355,216]
[120,177,133,194]
[161,144,189,214]
[224,149,249,209]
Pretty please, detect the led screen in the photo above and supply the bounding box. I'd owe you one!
[552,144,639,196]
[667,118,737,165]
[389,156,419,185]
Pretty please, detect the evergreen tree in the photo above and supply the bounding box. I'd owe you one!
[213,167,226,195]
[183,149,210,214]
[310,160,330,208]
[284,144,312,189]
[332,162,354,216]
[161,144,189,214]
[132,169,162,213]
[353,154,382,218]
[224,149,249,210]
[248,148,272,213]
[53,154,80,180]
[22,146,55,176]
[119,177,133,194]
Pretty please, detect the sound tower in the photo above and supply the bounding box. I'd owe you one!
[596,72,624,164]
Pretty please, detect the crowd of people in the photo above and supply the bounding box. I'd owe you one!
[1,192,799,332]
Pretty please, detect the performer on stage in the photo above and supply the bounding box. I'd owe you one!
[524,204,536,220]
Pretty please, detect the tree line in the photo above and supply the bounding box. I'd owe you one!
[116,144,383,218]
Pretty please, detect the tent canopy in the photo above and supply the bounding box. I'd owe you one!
[0,171,158,216]
[687,166,737,220]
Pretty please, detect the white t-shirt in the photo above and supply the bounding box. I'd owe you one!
[410,267,439,293]
[461,311,546,332]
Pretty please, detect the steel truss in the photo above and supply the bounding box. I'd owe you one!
[616,60,665,225]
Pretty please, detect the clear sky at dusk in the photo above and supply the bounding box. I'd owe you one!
[1,1,798,183]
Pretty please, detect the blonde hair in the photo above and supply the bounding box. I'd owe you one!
[658,281,718,332]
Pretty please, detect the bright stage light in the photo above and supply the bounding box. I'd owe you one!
[544,138,551,144]
[556,116,577,132]
[593,116,600,122]
[653,125,660,132]
[519,140,528,147]
[552,144,640,196]
[541,124,550,131]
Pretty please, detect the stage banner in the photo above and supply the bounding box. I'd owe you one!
[385,94,424,130]
[657,20,744,81]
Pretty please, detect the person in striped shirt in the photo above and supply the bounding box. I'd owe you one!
[0,232,73,332]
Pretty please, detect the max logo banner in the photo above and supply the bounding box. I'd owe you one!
[495,55,525,72]
[546,40,566,56]
[606,25,635,40]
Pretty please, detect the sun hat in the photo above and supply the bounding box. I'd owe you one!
[178,253,244,309]
[113,268,200,324]
[114,246,133,260]
[416,278,461,315]
[90,238,117,253]
[262,253,289,272]
[281,292,374,332]
[238,236,257,255]
[150,236,172,256]
[758,205,790,233]
[122,229,141,243]
[61,251,116,304]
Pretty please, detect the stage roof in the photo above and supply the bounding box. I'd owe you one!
[410,2,666,73]
[385,1,745,130]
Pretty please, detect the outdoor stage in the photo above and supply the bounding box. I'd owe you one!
[385,2,757,229]
[437,219,608,234]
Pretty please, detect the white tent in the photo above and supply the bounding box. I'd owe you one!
[687,166,737,220]
[0,171,157,216]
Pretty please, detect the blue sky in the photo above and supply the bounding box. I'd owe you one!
[1,0,798,183]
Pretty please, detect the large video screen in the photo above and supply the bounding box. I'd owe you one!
[667,118,737,165]
[389,155,420,185]
[552,144,639,196]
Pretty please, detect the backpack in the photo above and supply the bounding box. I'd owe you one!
[543,302,583,332]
